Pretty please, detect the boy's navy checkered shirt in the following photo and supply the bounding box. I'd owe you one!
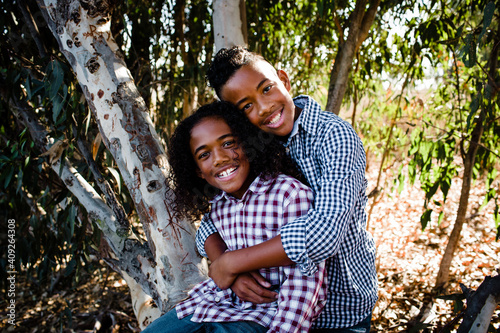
[186,174,327,332]
[197,95,378,329]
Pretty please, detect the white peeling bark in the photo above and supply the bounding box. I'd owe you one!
[36,0,207,321]
[57,159,163,330]
[468,294,497,333]
[10,94,165,329]
[213,0,247,50]
[121,271,162,329]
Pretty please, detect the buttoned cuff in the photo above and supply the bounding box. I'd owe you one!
[280,219,318,276]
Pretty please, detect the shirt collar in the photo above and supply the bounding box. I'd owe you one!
[290,95,320,140]
[210,174,274,203]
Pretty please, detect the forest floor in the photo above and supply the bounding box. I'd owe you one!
[1,162,499,333]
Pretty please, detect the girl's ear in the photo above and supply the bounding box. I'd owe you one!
[196,167,205,179]
[277,70,291,92]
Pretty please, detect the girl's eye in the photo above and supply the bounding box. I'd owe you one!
[223,140,235,148]
[263,85,272,93]
[198,151,209,160]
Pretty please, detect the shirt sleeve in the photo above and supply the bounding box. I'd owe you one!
[269,180,327,332]
[280,121,368,275]
[281,179,315,227]
[195,213,219,257]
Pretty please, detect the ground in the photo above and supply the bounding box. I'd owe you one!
[1,164,499,332]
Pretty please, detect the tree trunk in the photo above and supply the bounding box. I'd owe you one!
[325,0,380,114]
[434,115,483,289]
[36,0,207,328]
[213,0,247,50]
[457,275,500,333]
[435,19,499,290]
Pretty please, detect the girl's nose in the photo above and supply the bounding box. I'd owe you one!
[213,148,229,166]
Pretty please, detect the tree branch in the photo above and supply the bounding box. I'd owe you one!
[355,0,381,52]
[75,134,129,232]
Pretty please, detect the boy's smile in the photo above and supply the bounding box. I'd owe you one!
[190,117,252,199]
[220,60,299,137]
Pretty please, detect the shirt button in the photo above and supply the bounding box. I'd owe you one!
[238,203,244,209]
[214,296,221,302]
[237,239,244,246]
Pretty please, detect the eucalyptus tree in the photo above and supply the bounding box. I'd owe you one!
[394,0,499,288]
[377,1,500,328]
[1,0,211,329]
[2,0,497,331]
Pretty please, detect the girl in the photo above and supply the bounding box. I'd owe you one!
[144,101,326,333]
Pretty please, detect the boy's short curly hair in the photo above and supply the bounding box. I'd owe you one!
[206,46,267,99]
[167,101,304,219]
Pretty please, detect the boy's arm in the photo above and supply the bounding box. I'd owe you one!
[280,121,369,275]
[200,215,279,303]
[208,235,293,289]
[209,180,312,289]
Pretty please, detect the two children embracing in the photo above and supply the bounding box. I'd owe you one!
[144,46,378,333]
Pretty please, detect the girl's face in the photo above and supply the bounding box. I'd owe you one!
[190,117,252,199]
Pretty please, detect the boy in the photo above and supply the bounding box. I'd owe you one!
[197,46,378,332]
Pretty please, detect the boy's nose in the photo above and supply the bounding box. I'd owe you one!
[258,101,274,117]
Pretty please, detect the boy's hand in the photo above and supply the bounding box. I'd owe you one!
[231,272,279,304]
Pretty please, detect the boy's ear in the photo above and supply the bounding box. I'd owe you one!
[277,70,291,92]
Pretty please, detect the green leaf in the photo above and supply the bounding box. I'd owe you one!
[494,202,499,229]
[68,205,76,240]
[64,259,77,277]
[467,97,480,131]
[52,85,68,123]
[45,59,64,102]
[25,75,32,99]
[421,209,432,230]
[478,2,495,46]
[437,211,444,225]
[462,33,477,68]
[16,168,23,194]
[4,166,14,188]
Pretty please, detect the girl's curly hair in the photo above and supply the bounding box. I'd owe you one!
[167,101,304,219]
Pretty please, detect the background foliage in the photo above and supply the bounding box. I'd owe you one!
[0,0,499,330]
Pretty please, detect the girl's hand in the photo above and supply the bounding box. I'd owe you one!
[208,251,237,289]
[231,271,278,304]
[209,252,278,303]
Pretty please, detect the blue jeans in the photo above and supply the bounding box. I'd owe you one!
[310,314,372,333]
[142,309,268,333]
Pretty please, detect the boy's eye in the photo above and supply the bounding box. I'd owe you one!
[241,103,252,112]
[263,84,272,93]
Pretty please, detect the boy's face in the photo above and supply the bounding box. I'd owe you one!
[220,60,297,137]
[190,117,252,199]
